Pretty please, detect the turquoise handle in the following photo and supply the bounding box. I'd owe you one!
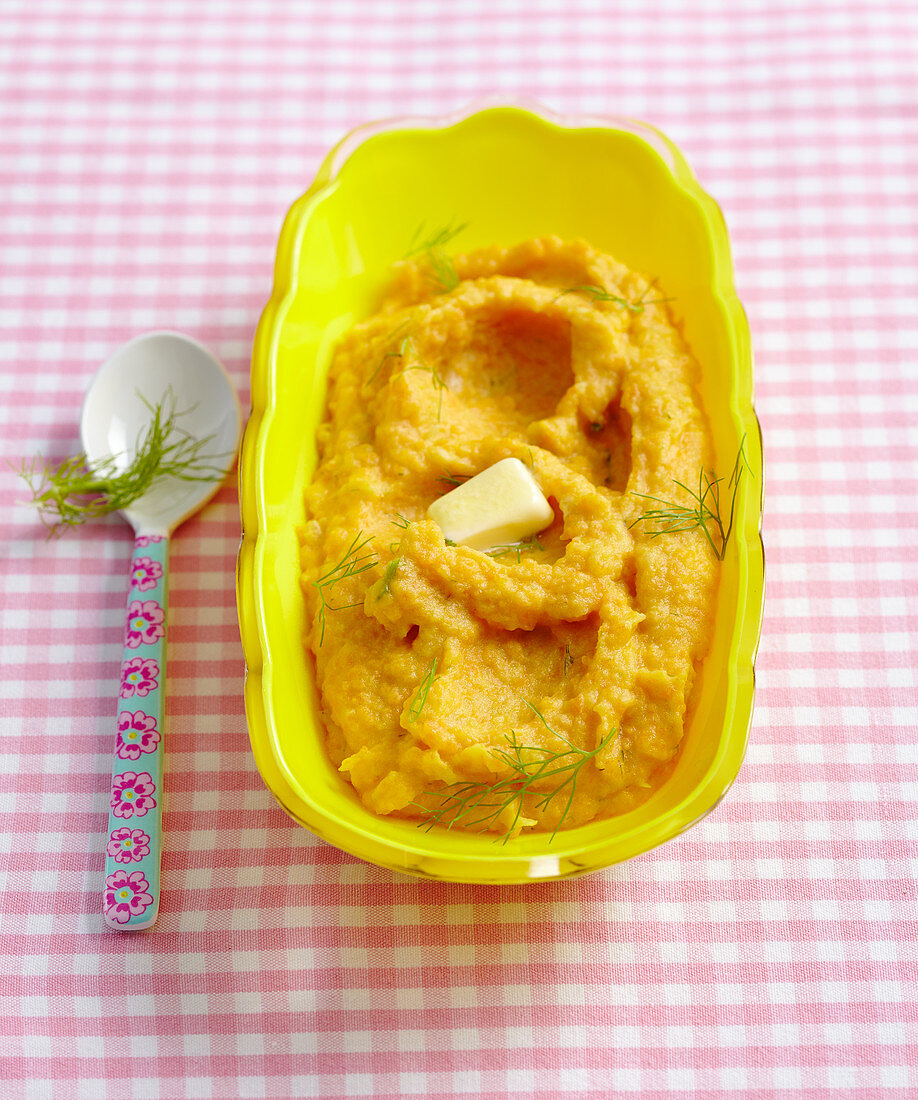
[102,533,168,930]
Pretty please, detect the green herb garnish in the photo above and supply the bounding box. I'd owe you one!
[18,389,228,536]
[395,360,447,422]
[485,535,544,563]
[407,657,438,725]
[405,220,467,293]
[421,705,618,842]
[377,557,400,599]
[405,221,468,257]
[629,438,751,561]
[427,250,460,293]
[368,326,447,421]
[391,513,411,530]
[559,278,673,313]
[563,644,574,678]
[437,470,471,490]
[313,532,378,645]
[367,322,413,386]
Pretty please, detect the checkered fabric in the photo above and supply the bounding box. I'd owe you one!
[1,0,916,1097]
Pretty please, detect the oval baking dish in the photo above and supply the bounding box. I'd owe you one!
[237,103,764,883]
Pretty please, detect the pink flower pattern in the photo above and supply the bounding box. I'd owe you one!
[120,656,159,698]
[104,538,164,924]
[110,771,156,819]
[125,600,165,649]
[103,870,154,924]
[106,827,151,864]
[115,711,160,760]
[130,556,163,592]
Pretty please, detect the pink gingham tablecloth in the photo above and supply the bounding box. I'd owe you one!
[1,1,917,1098]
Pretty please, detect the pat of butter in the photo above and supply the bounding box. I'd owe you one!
[426,458,554,551]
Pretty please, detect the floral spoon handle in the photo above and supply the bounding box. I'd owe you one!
[102,533,168,930]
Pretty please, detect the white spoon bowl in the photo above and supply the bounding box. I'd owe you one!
[81,331,241,535]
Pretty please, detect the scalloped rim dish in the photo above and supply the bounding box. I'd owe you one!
[238,103,765,882]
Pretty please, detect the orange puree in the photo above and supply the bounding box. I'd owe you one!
[299,237,718,837]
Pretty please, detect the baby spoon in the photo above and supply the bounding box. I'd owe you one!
[81,332,241,930]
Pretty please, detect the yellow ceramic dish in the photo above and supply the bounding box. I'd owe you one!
[238,104,764,882]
